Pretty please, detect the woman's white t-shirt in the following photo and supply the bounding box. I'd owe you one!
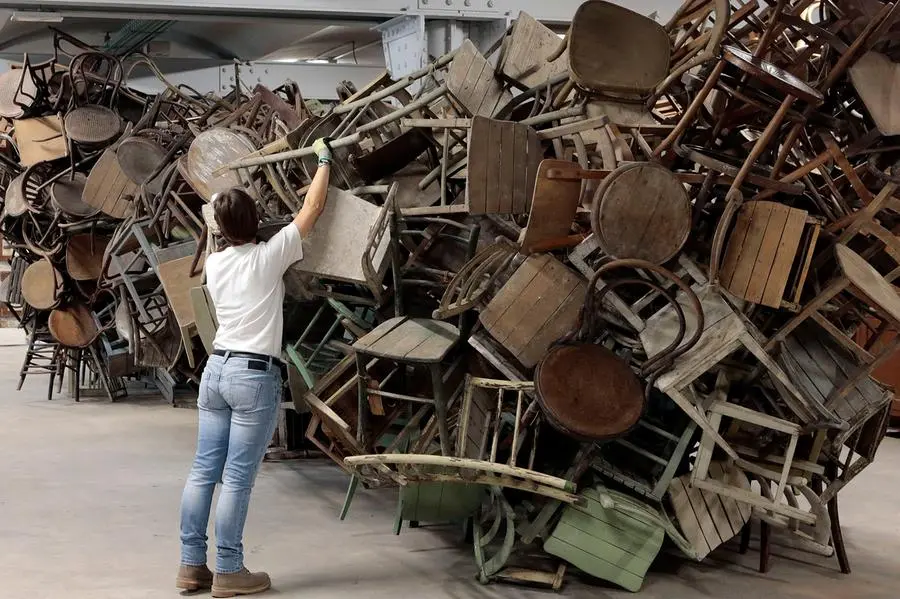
[205,224,304,359]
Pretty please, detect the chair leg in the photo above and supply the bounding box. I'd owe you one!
[393,492,404,536]
[355,352,370,450]
[18,332,35,391]
[429,363,452,456]
[830,494,851,574]
[740,520,752,554]
[74,349,82,403]
[340,475,360,521]
[759,521,772,573]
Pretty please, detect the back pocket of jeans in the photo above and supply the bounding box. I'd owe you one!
[222,377,264,411]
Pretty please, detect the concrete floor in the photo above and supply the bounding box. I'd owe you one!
[2,331,899,599]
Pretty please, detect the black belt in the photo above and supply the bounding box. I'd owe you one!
[213,349,285,371]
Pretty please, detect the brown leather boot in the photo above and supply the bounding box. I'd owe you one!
[176,564,214,591]
[212,568,271,598]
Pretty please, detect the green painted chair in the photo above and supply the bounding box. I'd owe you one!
[544,486,697,592]
[189,285,217,355]
[395,481,485,535]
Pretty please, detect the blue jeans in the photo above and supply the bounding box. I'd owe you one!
[179,353,281,573]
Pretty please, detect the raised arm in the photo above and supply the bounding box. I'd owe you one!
[293,138,333,237]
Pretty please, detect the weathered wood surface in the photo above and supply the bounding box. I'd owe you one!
[497,11,569,89]
[849,51,900,136]
[21,259,62,310]
[190,285,218,355]
[480,254,586,368]
[447,40,512,118]
[720,201,809,308]
[83,148,139,219]
[15,116,68,166]
[48,303,99,348]
[157,254,205,332]
[544,487,665,592]
[466,117,541,215]
[837,244,900,324]
[287,187,391,285]
[519,159,581,253]
[185,128,257,201]
[354,316,459,363]
[668,462,750,560]
[780,324,892,432]
[66,234,110,281]
[594,162,691,264]
[569,1,670,93]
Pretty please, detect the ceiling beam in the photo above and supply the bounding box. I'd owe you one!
[0,0,609,24]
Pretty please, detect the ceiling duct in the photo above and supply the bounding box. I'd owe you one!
[104,19,174,57]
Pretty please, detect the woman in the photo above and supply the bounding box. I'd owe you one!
[176,139,333,597]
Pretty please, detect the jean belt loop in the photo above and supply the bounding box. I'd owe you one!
[224,350,231,361]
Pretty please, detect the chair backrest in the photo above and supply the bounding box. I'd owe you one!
[390,192,481,320]
[569,1,671,95]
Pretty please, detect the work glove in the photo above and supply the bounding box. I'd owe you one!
[312,137,333,166]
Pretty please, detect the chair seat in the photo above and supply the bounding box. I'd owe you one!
[640,286,745,391]
[353,317,460,363]
[837,244,900,324]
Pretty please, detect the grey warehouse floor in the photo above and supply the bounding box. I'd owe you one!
[2,328,899,599]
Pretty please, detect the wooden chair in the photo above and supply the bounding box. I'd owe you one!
[479,253,587,369]
[496,11,569,90]
[432,240,517,320]
[769,244,900,409]
[590,161,692,264]
[544,485,702,592]
[446,40,512,119]
[18,323,64,401]
[719,200,822,310]
[283,298,373,391]
[345,376,581,505]
[593,389,698,502]
[63,51,124,148]
[690,396,818,526]
[352,317,462,457]
[745,402,892,574]
[669,461,752,561]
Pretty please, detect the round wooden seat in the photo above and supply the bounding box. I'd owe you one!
[723,46,824,106]
[0,69,36,119]
[535,343,644,441]
[51,173,99,218]
[64,105,122,146]
[65,234,109,280]
[3,173,28,218]
[116,136,168,185]
[49,303,99,348]
[83,148,138,219]
[592,162,691,264]
[21,259,63,310]
[185,128,257,201]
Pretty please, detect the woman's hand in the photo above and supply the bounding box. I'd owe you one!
[312,138,333,166]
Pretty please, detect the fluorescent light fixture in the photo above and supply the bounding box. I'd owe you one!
[11,10,64,23]
[305,59,331,65]
[270,58,301,63]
